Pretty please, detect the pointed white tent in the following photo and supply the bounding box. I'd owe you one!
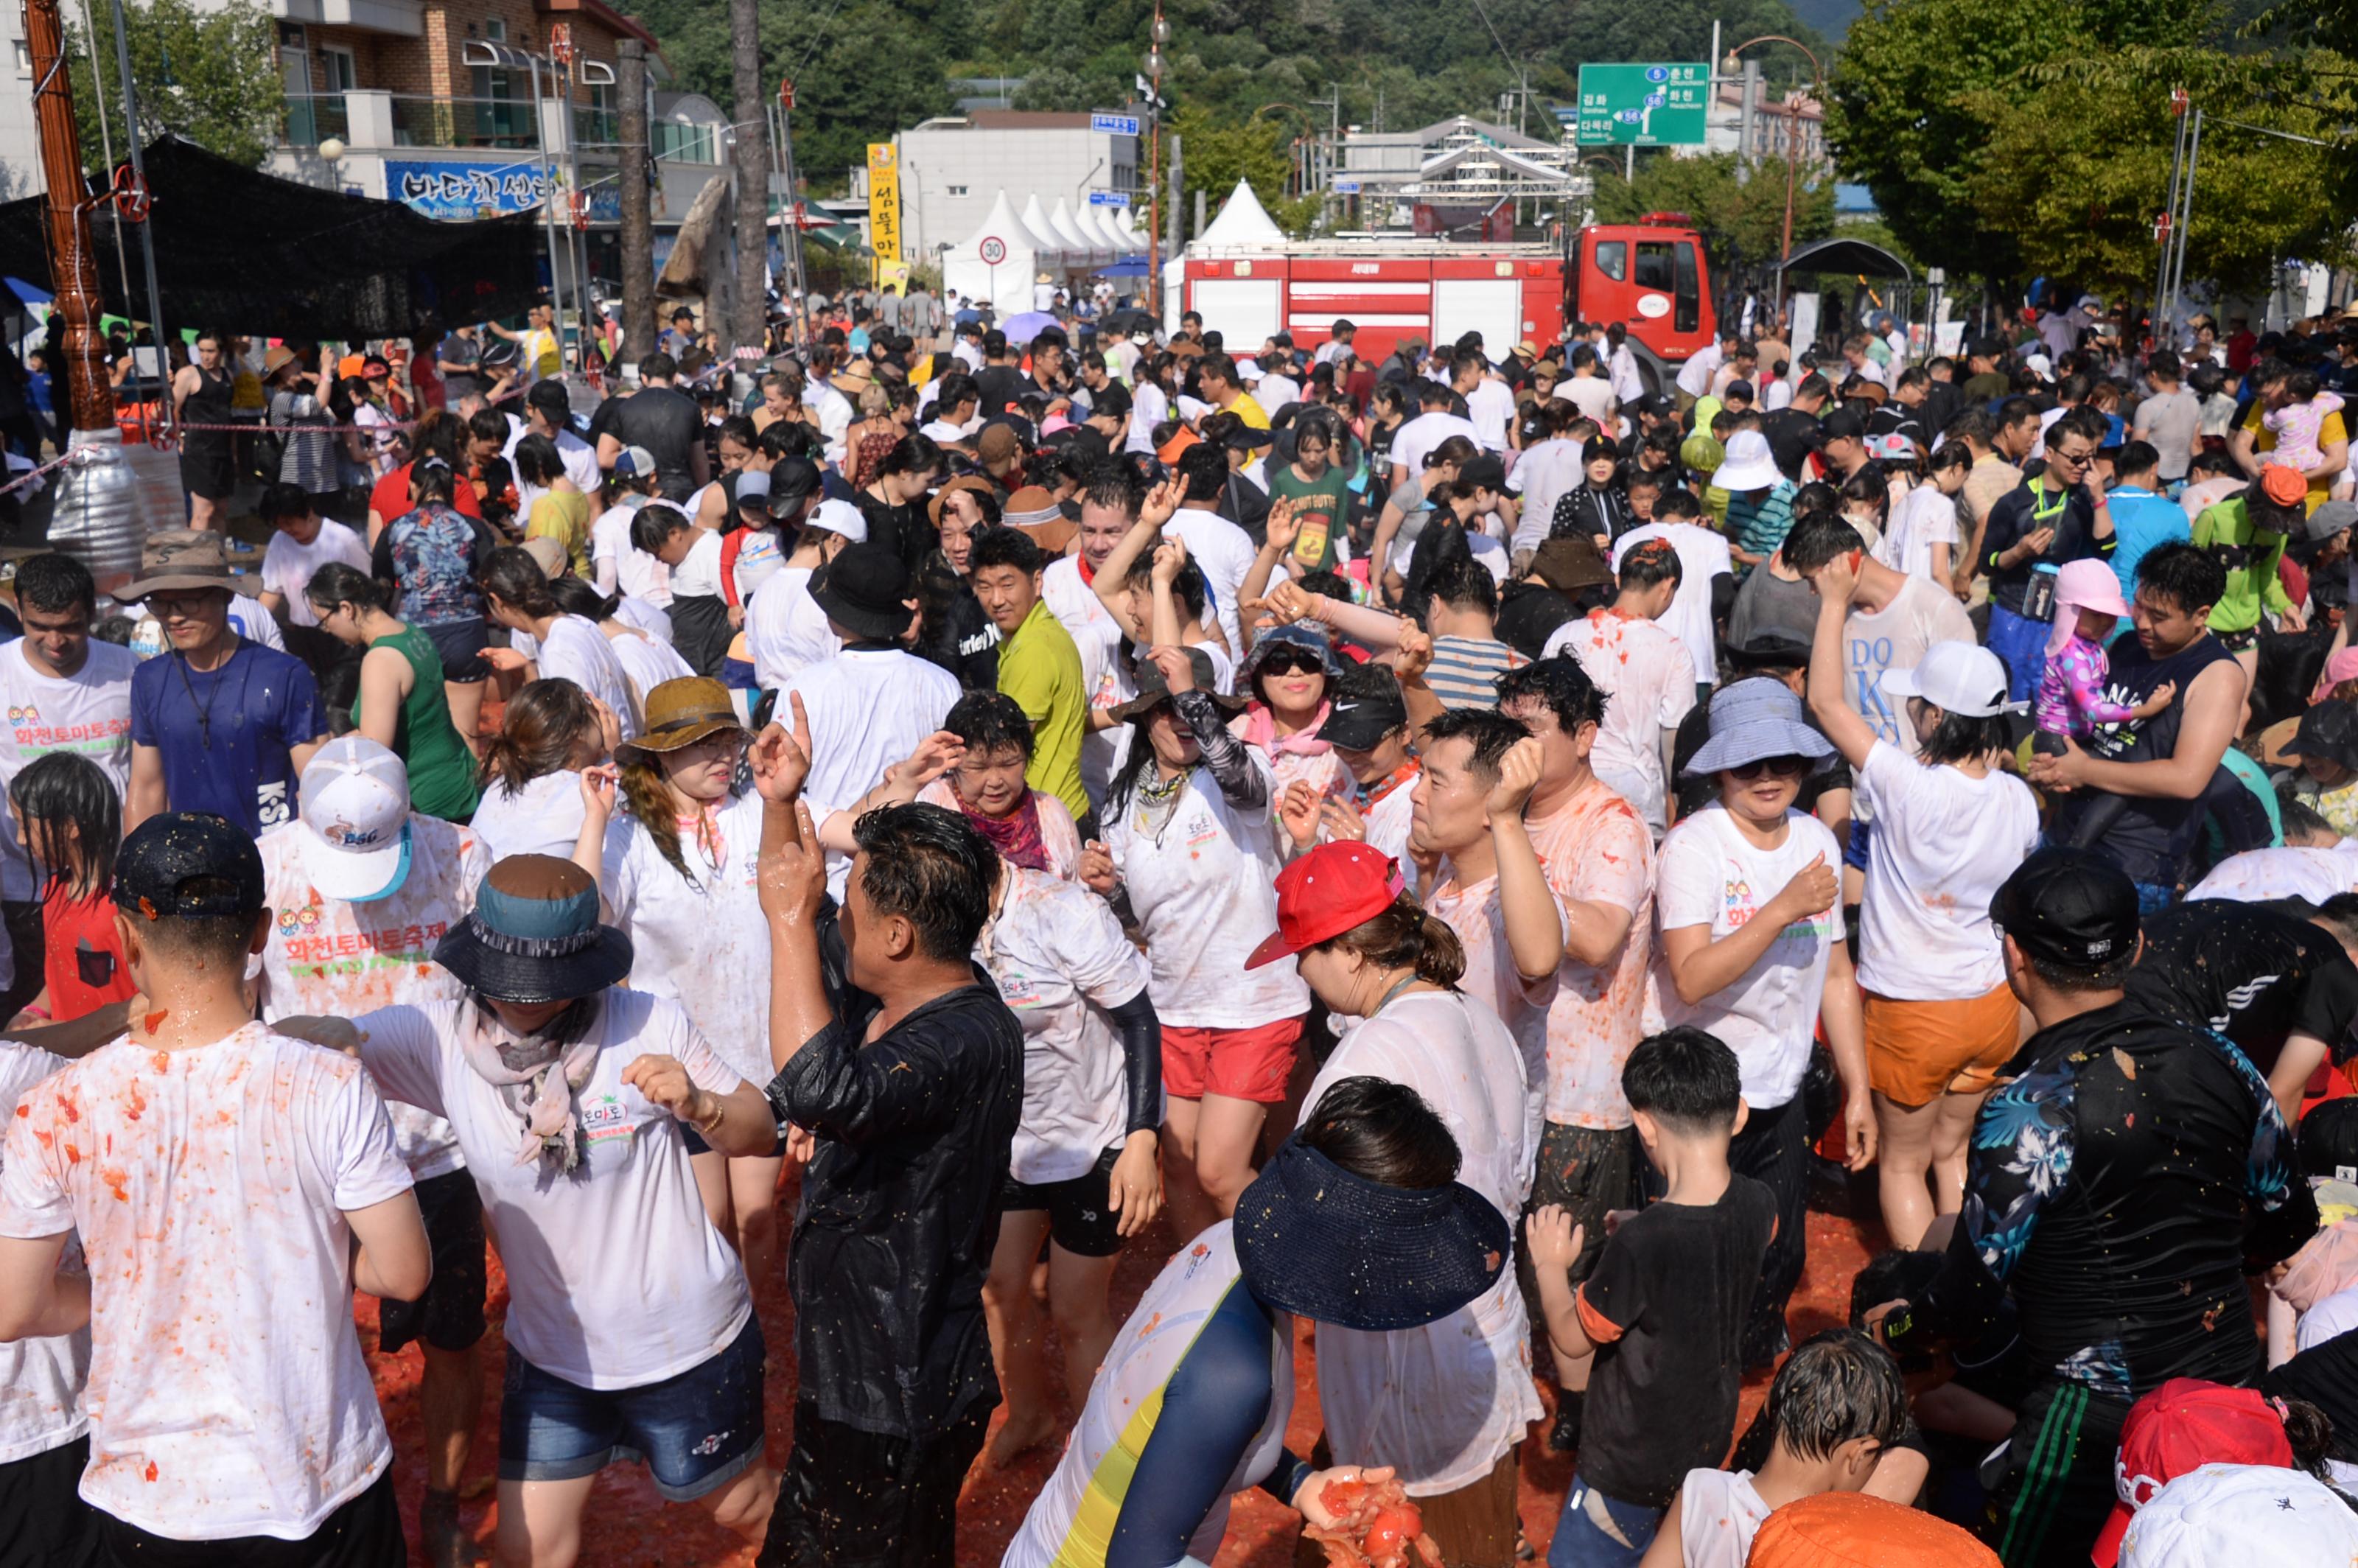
[941,189,1046,310]
[1194,178,1287,249]
[1047,196,1098,268]
[1019,194,1068,274]
[1115,207,1147,251]
[1077,203,1124,254]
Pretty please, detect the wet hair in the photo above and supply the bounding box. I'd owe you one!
[849,802,996,962]
[1849,1247,1947,1329]
[1618,538,1684,591]
[259,481,316,524]
[1782,511,1867,575]
[1119,543,1208,621]
[1080,468,1143,522]
[303,561,391,619]
[1292,1075,1461,1189]
[1427,557,1497,618]
[466,407,509,448]
[1494,655,1607,732]
[629,503,693,556]
[477,546,559,618]
[2281,796,2338,847]
[2113,439,2161,480]
[2135,540,2226,615]
[10,750,119,898]
[944,689,1036,762]
[511,433,565,487]
[136,889,262,967]
[11,552,94,619]
[1313,892,1468,988]
[479,678,603,799]
[876,431,945,481]
[1763,1329,1911,1461]
[1622,1026,1743,1135]
[1838,467,1889,523]
[968,526,1044,577]
[1421,707,1529,786]
[1915,702,2014,768]
[1178,441,1230,501]
[547,574,621,623]
[1654,489,1703,523]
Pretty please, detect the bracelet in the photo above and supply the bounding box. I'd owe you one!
[16,1005,49,1022]
[690,1096,727,1137]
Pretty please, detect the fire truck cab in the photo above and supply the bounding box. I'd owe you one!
[1566,215,1718,364]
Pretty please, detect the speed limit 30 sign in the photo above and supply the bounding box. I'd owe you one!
[979,236,1008,265]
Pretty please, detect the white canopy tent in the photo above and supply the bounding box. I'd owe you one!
[1078,203,1127,254]
[1019,195,1068,277]
[1194,178,1287,248]
[1048,197,1102,270]
[941,190,1050,310]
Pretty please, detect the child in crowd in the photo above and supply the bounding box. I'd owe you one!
[1527,1027,1777,1567]
[2035,559,2176,752]
[2265,369,2345,475]
[4,752,132,1025]
[1640,1329,1914,1568]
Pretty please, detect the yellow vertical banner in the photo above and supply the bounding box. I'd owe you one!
[866,143,902,286]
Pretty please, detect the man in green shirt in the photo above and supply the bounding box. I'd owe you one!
[970,526,1091,824]
[2192,460,2306,666]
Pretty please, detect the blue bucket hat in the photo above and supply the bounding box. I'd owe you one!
[1232,1138,1511,1332]
[1239,620,1344,687]
[1683,679,1836,777]
[433,854,634,1003]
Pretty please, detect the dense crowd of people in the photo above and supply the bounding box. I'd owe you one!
[4,281,2358,1568]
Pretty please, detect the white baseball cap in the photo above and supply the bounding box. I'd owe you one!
[1881,640,2022,718]
[807,497,867,542]
[2119,1463,2358,1567]
[298,736,413,903]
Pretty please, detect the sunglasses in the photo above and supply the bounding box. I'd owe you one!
[1258,651,1326,677]
[1729,755,1811,780]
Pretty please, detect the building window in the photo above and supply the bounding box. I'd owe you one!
[13,41,28,77]
[946,184,968,197]
[321,46,355,94]
[485,18,505,39]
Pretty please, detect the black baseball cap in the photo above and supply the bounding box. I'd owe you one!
[2300,1097,2358,1182]
[1818,407,1867,443]
[2284,701,2358,774]
[766,455,822,516]
[1458,453,1508,493]
[1323,685,1410,751]
[1991,848,2139,972]
[113,813,265,920]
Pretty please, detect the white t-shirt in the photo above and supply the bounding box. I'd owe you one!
[979,866,1152,1183]
[1163,508,1259,657]
[1005,1224,1292,1568]
[780,647,960,893]
[0,1041,86,1466]
[1391,410,1481,479]
[1128,379,1170,455]
[669,528,725,599]
[536,615,640,741]
[1304,991,1540,1494]
[1511,437,1587,554]
[1842,576,1978,760]
[254,814,488,1180]
[1102,750,1309,1029]
[469,769,588,864]
[1673,1468,1774,1568]
[1426,870,1556,1157]
[1853,742,2037,1001]
[503,424,603,511]
[1560,374,1616,432]
[259,519,371,628]
[1546,609,1697,833]
[1653,804,1844,1109]
[357,991,753,1389]
[1042,554,1118,647]
[1614,524,1733,689]
[601,791,773,1085]
[1676,345,1726,400]
[224,596,287,652]
[603,623,696,721]
[1465,377,1517,452]
[592,499,672,607]
[746,565,842,690]
[2190,844,2358,906]
[1877,484,1962,584]
[0,1026,411,1540]
[0,638,137,903]
[1362,771,1418,869]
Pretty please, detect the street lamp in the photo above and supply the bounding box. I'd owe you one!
[1721,34,1823,307]
[1144,7,1169,320]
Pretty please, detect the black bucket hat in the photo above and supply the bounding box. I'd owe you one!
[1108,646,1246,723]
[434,855,634,1004]
[811,542,915,641]
[1233,1138,1511,1332]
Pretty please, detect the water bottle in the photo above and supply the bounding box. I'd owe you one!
[2023,561,2060,622]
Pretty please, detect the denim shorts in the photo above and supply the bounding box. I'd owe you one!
[498,1314,766,1500]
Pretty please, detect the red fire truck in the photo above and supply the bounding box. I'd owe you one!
[1175,214,1715,368]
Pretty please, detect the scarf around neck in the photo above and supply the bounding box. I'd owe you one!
[961,788,1052,872]
[1242,700,1332,757]
[457,990,605,1172]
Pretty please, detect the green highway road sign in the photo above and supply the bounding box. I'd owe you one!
[1571,63,1711,146]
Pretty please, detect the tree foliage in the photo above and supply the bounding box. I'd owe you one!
[1589,150,1836,274]
[66,0,282,174]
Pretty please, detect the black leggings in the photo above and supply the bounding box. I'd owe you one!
[1729,1090,1810,1357]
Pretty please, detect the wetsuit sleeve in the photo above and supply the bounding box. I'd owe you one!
[1175,688,1269,809]
[1108,990,1164,1138]
[1886,1068,2078,1357]
[1105,1282,1289,1568]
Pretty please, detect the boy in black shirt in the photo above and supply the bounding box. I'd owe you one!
[1527,1026,1777,1565]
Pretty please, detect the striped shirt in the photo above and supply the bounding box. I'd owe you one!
[1425,634,1528,711]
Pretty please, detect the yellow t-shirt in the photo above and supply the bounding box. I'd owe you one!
[527,490,592,578]
[2239,399,2348,510]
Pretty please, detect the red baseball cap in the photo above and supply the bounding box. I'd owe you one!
[2092,1377,2294,1566]
[1244,841,1403,970]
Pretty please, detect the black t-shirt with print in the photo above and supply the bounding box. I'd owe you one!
[1576,1175,1777,1508]
[2124,900,2358,1077]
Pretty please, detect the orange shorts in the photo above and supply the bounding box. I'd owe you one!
[1161,1017,1305,1105]
[1864,981,2024,1108]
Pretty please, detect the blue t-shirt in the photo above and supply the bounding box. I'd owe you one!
[130,641,322,836]
[2106,486,2194,602]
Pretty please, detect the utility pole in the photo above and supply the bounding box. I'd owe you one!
[617,38,655,363]
[727,0,767,353]
[776,80,813,354]
[24,0,106,433]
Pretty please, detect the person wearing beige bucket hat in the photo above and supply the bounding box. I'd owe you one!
[122,529,329,838]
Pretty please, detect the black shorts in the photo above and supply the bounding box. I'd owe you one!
[2217,625,2260,653]
[377,1168,488,1355]
[0,1434,102,1568]
[759,1399,989,1568]
[94,1467,403,1568]
[178,437,235,502]
[996,1144,1125,1259]
[420,617,491,685]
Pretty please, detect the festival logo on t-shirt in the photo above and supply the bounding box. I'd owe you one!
[580,1092,634,1155]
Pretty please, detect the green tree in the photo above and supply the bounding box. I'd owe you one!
[1589,150,1835,273]
[1168,104,1321,234]
[68,0,281,172]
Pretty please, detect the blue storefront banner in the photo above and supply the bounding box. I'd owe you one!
[388,160,620,224]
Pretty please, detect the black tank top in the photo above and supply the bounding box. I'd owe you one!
[2054,629,2240,886]
[181,362,234,437]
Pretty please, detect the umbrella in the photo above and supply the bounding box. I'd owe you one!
[954,307,986,325]
[1001,310,1059,345]
[1099,307,1155,335]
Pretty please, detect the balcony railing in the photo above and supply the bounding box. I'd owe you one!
[281,95,349,147]
[392,95,539,150]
